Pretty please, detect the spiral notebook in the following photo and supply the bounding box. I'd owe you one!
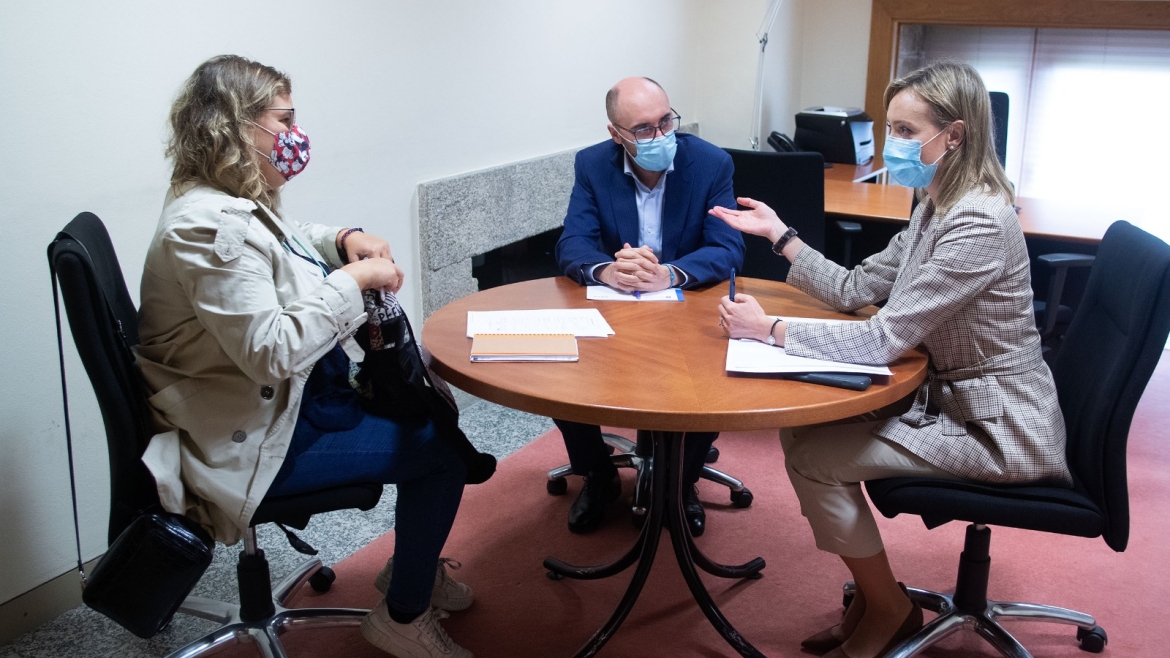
[470,333,579,362]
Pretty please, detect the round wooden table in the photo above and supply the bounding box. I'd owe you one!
[422,277,927,658]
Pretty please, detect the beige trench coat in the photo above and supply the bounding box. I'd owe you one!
[135,185,368,543]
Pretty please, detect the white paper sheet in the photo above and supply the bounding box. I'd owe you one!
[725,339,893,375]
[586,286,683,302]
[466,309,615,338]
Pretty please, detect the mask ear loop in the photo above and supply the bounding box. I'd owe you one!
[924,124,956,166]
[610,124,641,160]
[246,120,277,165]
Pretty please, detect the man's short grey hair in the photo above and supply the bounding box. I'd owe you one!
[605,77,664,124]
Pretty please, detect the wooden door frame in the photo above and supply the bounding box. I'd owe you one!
[866,0,1170,152]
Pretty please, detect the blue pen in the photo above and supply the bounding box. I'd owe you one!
[729,268,736,301]
[633,291,641,299]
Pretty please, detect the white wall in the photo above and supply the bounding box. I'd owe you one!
[692,0,769,150]
[799,0,872,113]
[0,0,792,607]
[759,0,809,141]
[754,0,872,142]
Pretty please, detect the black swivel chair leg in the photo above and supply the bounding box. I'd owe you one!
[165,528,368,658]
[842,524,1105,658]
[546,432,754,516]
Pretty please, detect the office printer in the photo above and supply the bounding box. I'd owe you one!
[794,107,874,165]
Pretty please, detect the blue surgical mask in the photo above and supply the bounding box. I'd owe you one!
[626,131,677,172]
[883,128,948,188]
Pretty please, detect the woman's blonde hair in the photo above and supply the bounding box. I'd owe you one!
[166,55,291,209]
[884,60,1013,215]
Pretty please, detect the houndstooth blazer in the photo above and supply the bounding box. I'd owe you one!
[784,188,1071,485]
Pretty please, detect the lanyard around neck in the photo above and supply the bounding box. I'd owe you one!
[282,234,330,278]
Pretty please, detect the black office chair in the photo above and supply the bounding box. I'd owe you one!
[49,212,384,658]
[989,91,1009,169]
[848,221,1170,657]
[545,429,753,527]
[725,149,827,281]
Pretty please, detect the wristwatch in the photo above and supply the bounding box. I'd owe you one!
[766,318,782,346]
[771,226,799,256]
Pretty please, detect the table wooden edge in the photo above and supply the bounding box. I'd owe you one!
[423,277,928,432]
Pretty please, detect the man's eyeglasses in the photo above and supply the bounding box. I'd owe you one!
[613,110,681,144]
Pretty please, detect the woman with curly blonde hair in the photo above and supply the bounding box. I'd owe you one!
[712,61,1069,658]
[136,55,474,658]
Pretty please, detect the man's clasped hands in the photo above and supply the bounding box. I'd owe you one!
[596,243,673,292]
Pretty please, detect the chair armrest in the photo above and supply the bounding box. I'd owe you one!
[835,220,862,234]
[1037,254,1096,338]
[1038,253,1095,268]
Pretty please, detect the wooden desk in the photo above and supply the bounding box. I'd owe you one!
[824,178,1122,245]
[422,277,926,658]
[824,178,913,223]
[824,157,887,183]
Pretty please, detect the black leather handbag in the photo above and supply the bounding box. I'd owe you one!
[79,507,214,638]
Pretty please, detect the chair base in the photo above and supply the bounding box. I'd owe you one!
[843,524,1105,658]
[166,532,368,658]
[545,432,753,521]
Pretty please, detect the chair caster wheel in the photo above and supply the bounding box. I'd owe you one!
[705,446,720,463]
[631,511,646,529]
[546,570,564,580]
[730,487,753,508]
[842,591,855,609]
[309,566,336,593]
[1077,625,1107,652]
[547,478,568,495]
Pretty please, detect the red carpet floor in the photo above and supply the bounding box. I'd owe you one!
[272,354,1170,657]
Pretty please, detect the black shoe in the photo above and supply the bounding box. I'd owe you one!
[568,471,621,534]
[684,485,706,537]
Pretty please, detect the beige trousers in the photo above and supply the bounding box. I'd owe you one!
[781,420,956,559]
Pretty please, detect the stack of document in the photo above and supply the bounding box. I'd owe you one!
[466,309,614,338]
[725,317,892,377]
[466,309,614,363]
[470,334,579,362]
[725,339,892,376]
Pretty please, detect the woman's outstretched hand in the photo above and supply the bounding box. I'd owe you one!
[709,197,787,243]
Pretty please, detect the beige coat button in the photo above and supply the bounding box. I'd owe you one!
[260,386,275,400]
[231,430,247,443]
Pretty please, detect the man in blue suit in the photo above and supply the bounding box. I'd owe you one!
[554,77,744,536]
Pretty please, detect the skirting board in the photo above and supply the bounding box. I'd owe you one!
[0,556,102,645]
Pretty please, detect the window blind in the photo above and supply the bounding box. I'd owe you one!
[898,25,1170,232]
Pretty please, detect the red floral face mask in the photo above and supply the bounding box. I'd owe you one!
[254,123,311,181]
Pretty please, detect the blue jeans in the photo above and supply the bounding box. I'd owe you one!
[267,346,466,616]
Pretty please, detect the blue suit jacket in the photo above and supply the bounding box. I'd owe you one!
[555,133,744,289]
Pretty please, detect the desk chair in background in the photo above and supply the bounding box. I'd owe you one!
[49,213,384,658]
[853,221,1170,657]
[546,433,755,527]
[724,149,827,280]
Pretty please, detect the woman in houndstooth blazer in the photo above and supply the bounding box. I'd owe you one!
[711,62,1072,658]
